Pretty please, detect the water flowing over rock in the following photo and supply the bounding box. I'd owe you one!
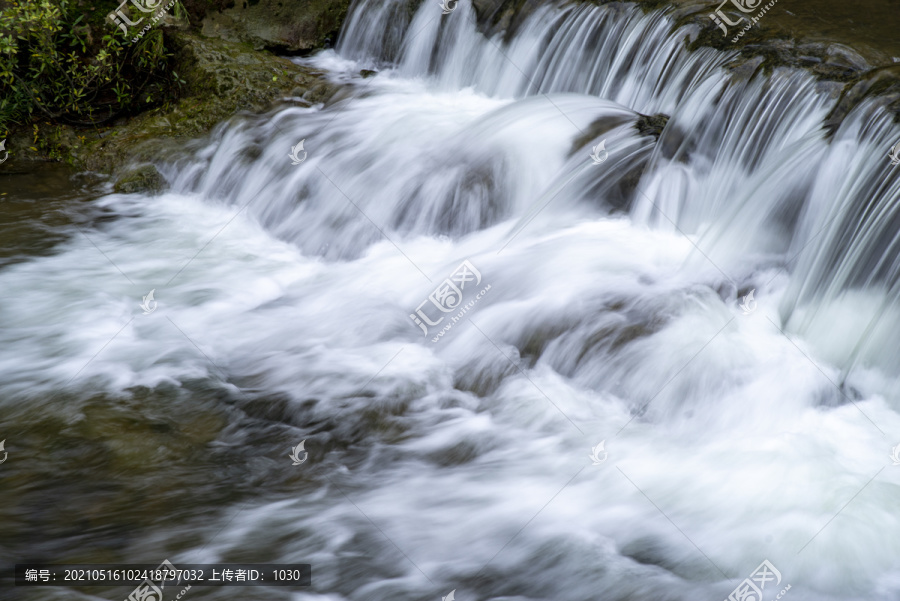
[3,2,900,601]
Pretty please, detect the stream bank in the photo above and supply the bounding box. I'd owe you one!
[3,29,340,189]
[3,0,900,189]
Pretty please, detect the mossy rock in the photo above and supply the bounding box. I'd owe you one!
[199,0,352,52]
[634,113,670,139]
[114,164,167,194]
[12,29,340,174]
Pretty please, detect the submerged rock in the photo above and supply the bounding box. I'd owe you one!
[114,164,166,194]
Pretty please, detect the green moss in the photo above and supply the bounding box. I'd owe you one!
[634,113,670,139]
[7,30,339,174]
[113,163,166,194]
[198,0,352,53]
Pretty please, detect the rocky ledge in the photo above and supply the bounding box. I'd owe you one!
[200,0,352,53]
[3,11,343,191]
[6,0,900,192]
[471,0,900,128]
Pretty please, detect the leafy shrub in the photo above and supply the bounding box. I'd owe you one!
[0,0,184,136]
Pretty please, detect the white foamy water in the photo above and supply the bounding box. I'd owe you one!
[3,1,900,600]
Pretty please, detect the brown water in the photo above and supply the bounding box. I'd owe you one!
[0,163,101,268]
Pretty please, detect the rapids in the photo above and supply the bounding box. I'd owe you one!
[2,1,900,600]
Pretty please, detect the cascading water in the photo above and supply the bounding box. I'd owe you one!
[3,1,900,600]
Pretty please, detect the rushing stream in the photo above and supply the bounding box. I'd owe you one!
[3,1,900,600]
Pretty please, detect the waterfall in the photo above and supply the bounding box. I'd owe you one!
[339,0,733,114]
[3,1,900,600]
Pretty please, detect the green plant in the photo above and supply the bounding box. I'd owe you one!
[0,0,183,135]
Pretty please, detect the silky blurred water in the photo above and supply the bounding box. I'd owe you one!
[2,1,900,601]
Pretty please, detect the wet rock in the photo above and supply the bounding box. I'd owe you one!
[359,69,377,78]
[474,0,668,41]
[113,164,166,194]
[471,0,542,41]
[808,44,869,81]
[634,113,670,140]
[673,0,900,127]
[823,68,900,135]
[27,31,340,175]
[200,0,352,53]
[302,82,336,104]
[727,55,766,81]
[569,114,634,157]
